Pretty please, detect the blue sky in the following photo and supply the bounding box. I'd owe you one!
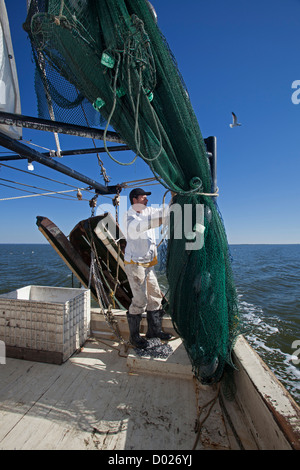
[1,0,300,244]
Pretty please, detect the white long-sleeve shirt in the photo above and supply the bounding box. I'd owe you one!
[124,205,169,266]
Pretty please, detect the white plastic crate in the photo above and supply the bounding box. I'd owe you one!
[0,286,90,363]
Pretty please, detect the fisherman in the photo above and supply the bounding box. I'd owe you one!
[124,188,172,349]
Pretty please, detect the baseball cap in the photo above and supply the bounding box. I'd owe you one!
[129,188,151,203]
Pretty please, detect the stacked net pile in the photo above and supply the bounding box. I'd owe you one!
[25,0,240,384]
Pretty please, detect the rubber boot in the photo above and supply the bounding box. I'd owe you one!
[146,310,172,340]
[126,312,148,349]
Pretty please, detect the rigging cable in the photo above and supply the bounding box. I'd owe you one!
[0,162,94,191]
[0,181,90,201]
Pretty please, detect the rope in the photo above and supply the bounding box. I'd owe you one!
[124,181,160,189]
[125,27,163,164]
[101,17,163,166]
[21,138,53,153]
[198,187,219,197]
[103,53,138,167]
[88,250,110,312]
[111,242,121,303]
[87,221,129,348]
[36,49,62,157]
[58,0,64,17]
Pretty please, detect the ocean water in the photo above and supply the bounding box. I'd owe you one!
[0,243,299,405]
[230,244,300,405]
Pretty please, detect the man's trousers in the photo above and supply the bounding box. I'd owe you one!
[124,264,162,315]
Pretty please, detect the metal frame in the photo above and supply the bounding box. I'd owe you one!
[0,112,217,197]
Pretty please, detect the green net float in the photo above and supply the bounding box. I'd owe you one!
[93,97,105,111]
[144,88,154,102]
[189,176,202,190]
[116,87,126,98]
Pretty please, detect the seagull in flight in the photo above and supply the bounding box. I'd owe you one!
[230,112,241,128]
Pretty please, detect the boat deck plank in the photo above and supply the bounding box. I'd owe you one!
[0,337,232,450]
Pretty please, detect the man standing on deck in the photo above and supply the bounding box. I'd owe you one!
[124,188,172,349]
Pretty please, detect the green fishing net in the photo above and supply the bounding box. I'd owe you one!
[25,0,240,384]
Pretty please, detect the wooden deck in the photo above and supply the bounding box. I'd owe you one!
[0,336,239,450]
[1,307,299,450]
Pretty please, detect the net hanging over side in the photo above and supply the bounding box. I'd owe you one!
[24,0,240,384]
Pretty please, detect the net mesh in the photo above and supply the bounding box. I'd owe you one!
[25,0,240,384]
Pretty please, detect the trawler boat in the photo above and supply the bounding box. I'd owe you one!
[0,0,299,451]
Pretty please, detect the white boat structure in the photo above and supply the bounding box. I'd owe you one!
[0,216,299,450]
